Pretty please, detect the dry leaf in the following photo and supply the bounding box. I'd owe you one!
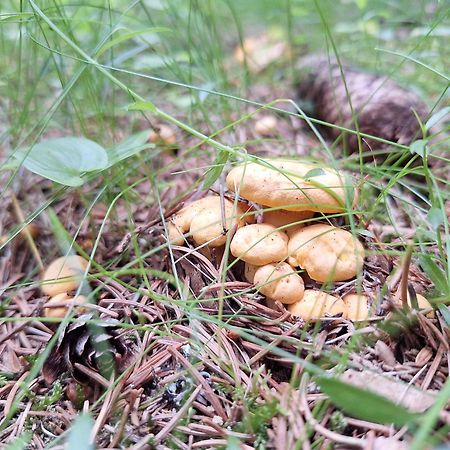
[341,369,437,413]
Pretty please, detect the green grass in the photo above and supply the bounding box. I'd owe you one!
[0,0,449,448]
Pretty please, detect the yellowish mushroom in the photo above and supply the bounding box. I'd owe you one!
[263,209,314,236]
[288,223,364,282]
[407,292,435,318]
[255,116,278,136]
[168,196,250,246]
[43,293,88,319]
[226,159,352,213]
[41,255,89,297]
[288,290,345,320]
[253,262,304,304]
[149,124,177,145]
[343,293,369,321]
[230,223,288,265]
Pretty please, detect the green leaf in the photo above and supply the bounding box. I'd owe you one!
[15,137,108,186]
[128,100,157,113]
[66,413,94,450]
[106,130,152,167]
[303,167,325,179]
[419,254,449,295]
[4,432,32,450]
[202,150,229,189]
[425,107,450,131]
[316,376,418,426]
[427,207,445,230]
[409,139,428,158]
[96,27,170,57]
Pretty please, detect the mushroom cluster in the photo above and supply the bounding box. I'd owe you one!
[167,158,434,321]
[41,255,89,318]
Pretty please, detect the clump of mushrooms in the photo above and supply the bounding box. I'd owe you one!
[41,255,90,318]
[167,158,435,322]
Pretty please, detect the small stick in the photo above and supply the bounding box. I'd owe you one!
[399,243,414,307]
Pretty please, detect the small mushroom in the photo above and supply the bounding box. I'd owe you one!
[168,196,250,246]
[255,116,278,136]
[43,293,88,319]
[226,159,353,213]
[343,293,369,321]
[407,293,435,318]
[288,290,345,320]
[149,124,177,145]
[230,223,288,265]
[41,255,89,297]
[263,209,314,236]
[253,262,304,304]
[288,224,364,282]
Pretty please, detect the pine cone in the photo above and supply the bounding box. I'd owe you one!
[298,56,429,151]
[42,313,134,385]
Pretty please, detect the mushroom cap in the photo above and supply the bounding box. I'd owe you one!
[253,262,304,304]
[343,293,369,321]
[168,196,250,246]
[255,116,278,136]
[288,223,364,282]
[43,293,88,318]
[41,255,89,297]
[226,159,352,213]
[190,199,245,247]
[288,290,345,320]
[149,124,176,145]
[230,223,288,265]
[407,293,435,318]
[263,209,314,234]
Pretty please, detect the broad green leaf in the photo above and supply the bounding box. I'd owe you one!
[316,376,418,426]
[128,100,157,113]
[66,413,94,450]
[419,255,449,295]
[203,150,229,189]
[107,130,152,167]
[409,139,428,158]
[425,107,450,131]
[97,27,170,57]
[5,432,32,450]
[15,137,108,186]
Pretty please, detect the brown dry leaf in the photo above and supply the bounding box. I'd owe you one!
[341,369,437,413]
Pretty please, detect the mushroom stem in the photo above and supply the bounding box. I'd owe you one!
[399,243,413,307]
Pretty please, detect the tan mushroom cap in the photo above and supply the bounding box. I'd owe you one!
[230,223,288,265]
[44,293,88,319]
[168,196,251,246]
[254,262,304,304]
[288,224,364,282]
[407,293,435,318]
[288,290,345,320]
[343,293,369,321]
[41,255,89,297]
[226,159,352,213]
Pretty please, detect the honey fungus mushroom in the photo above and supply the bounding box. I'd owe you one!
[168,196,251,247]
[343,293,369,321]
[43,293,88,319]
[253,262,304,304]
[288,290,345,320]
[230,223,288,265]
[41,255,89,297]
[226,159,353,213]
[288,224,364,282]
